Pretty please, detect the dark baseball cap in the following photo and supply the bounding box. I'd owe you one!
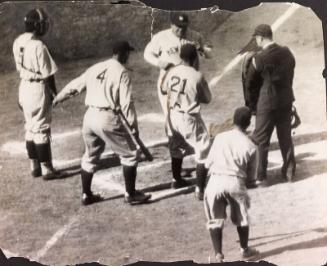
[170,12,189,28]
[112,41,135,54]
[253,24,273,38]
[180,43,198,62]
[233,106,252,128]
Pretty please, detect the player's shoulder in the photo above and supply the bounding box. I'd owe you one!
[152,28,171,39]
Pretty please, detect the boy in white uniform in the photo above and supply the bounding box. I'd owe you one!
[204,107,259,262]
[53,41,151,206]
[161,44,211,200]
[13,8,59,179]
[144,12,212,115]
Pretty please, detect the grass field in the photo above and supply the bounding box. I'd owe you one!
[0,3,327,266]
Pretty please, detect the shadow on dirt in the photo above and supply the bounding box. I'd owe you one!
[248,227,327,261]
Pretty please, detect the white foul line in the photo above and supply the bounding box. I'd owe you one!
[34,216,78,261]
[209,3,301,88]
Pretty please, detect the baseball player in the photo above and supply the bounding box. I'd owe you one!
[160,44,211,200]
[52,41,152,206]
[144,12,212,115]
[12,8,60,180]
[204,106,259,262]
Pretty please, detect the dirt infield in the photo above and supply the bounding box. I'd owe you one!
[0,3,326,266]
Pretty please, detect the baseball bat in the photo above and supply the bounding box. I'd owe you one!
[116,109,153,162]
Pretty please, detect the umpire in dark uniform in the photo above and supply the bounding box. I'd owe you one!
[245,24,296,186]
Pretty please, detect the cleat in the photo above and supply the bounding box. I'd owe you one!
[124,190,151,205]
[255,179,269,188]
[215,253,224,263]
[82,193,104,206]
[194,186,204,201]
[31,168,42,178]
[42,170,62,180]
[171,178,191,189]
[240,247,259,259]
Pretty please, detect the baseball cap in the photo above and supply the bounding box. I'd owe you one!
[233,106,252,128]
[112,40,135,54]
[253,24,273,38]
[180,43,198,62]
[170,12,189,28]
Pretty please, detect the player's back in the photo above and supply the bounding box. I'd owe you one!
[208,128,256,179]
[84,58,125,109]
[165,64,203,113]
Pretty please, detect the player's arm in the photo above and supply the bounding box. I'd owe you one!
[119,71,138,133]
[246,148,258,188]
[144,35,173,70]
[52,73,86,107]
[197,75,212,104]
[191,30,213,59]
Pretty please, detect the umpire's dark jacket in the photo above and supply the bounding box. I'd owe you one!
[245,43,295,113]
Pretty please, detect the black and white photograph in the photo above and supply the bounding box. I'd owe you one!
[0,0,326,265]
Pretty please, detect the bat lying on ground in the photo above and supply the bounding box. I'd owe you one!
[116,108,154,162]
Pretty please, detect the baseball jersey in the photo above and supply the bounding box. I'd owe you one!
[58,58,137,127]
[144,28,206,68]
[13,32,57,81]
[205,128,257,181]
[161,64,211,114]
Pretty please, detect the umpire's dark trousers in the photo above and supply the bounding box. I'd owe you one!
[252,104,294,180]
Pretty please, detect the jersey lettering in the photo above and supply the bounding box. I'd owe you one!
[166,47,179,56]
[96,69,107,83]
[170,76,187,94]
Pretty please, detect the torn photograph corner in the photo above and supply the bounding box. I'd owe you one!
[0,0,327,265]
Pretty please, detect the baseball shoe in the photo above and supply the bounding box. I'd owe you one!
[255,179,269,188]
[171,178,191,189]
[42,169,63,180]
[215,253,224,263]
[124,190,151,205]
[194,186,204,201]
[82,193,104,206]
[240,247,259,259]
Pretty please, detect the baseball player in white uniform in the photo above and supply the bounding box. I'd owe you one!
[204,106,259,262]
[161,44,211,200]
[53,41,151,206]
[13,8,60,180]
[144,12,212,115]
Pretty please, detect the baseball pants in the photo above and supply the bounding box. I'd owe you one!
[167,110,211,163]
[81,107,138,173]
[204,174,250,230]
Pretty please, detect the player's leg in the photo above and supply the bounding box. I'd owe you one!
[228,191,259,259]
[276,105,296,181]
[204,180,227,262]
[80,110,106,205]
[183,114,211,199]
[167,111,192,189]
[25,131,41,177]
[100,111,151,204]
[251,111,275,185]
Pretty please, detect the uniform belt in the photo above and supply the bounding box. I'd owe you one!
[169,107,185,113]
[29,78,43,83]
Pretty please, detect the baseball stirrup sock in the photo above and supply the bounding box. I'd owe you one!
[81,169,94,195]
[196,163,208,192]
[26,141,38,159]
[35,142,52,162]
[237,226,249,249]
[123,166,136,195]
[171,157,183,181]
[209,228,223,255]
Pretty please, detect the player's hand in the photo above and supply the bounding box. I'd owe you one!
[52,97,60,108]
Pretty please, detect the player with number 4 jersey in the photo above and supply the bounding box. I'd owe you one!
[53,41,151,206]
[161,44,212,200]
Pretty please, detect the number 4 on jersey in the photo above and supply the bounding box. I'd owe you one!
[97,69,107,83]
